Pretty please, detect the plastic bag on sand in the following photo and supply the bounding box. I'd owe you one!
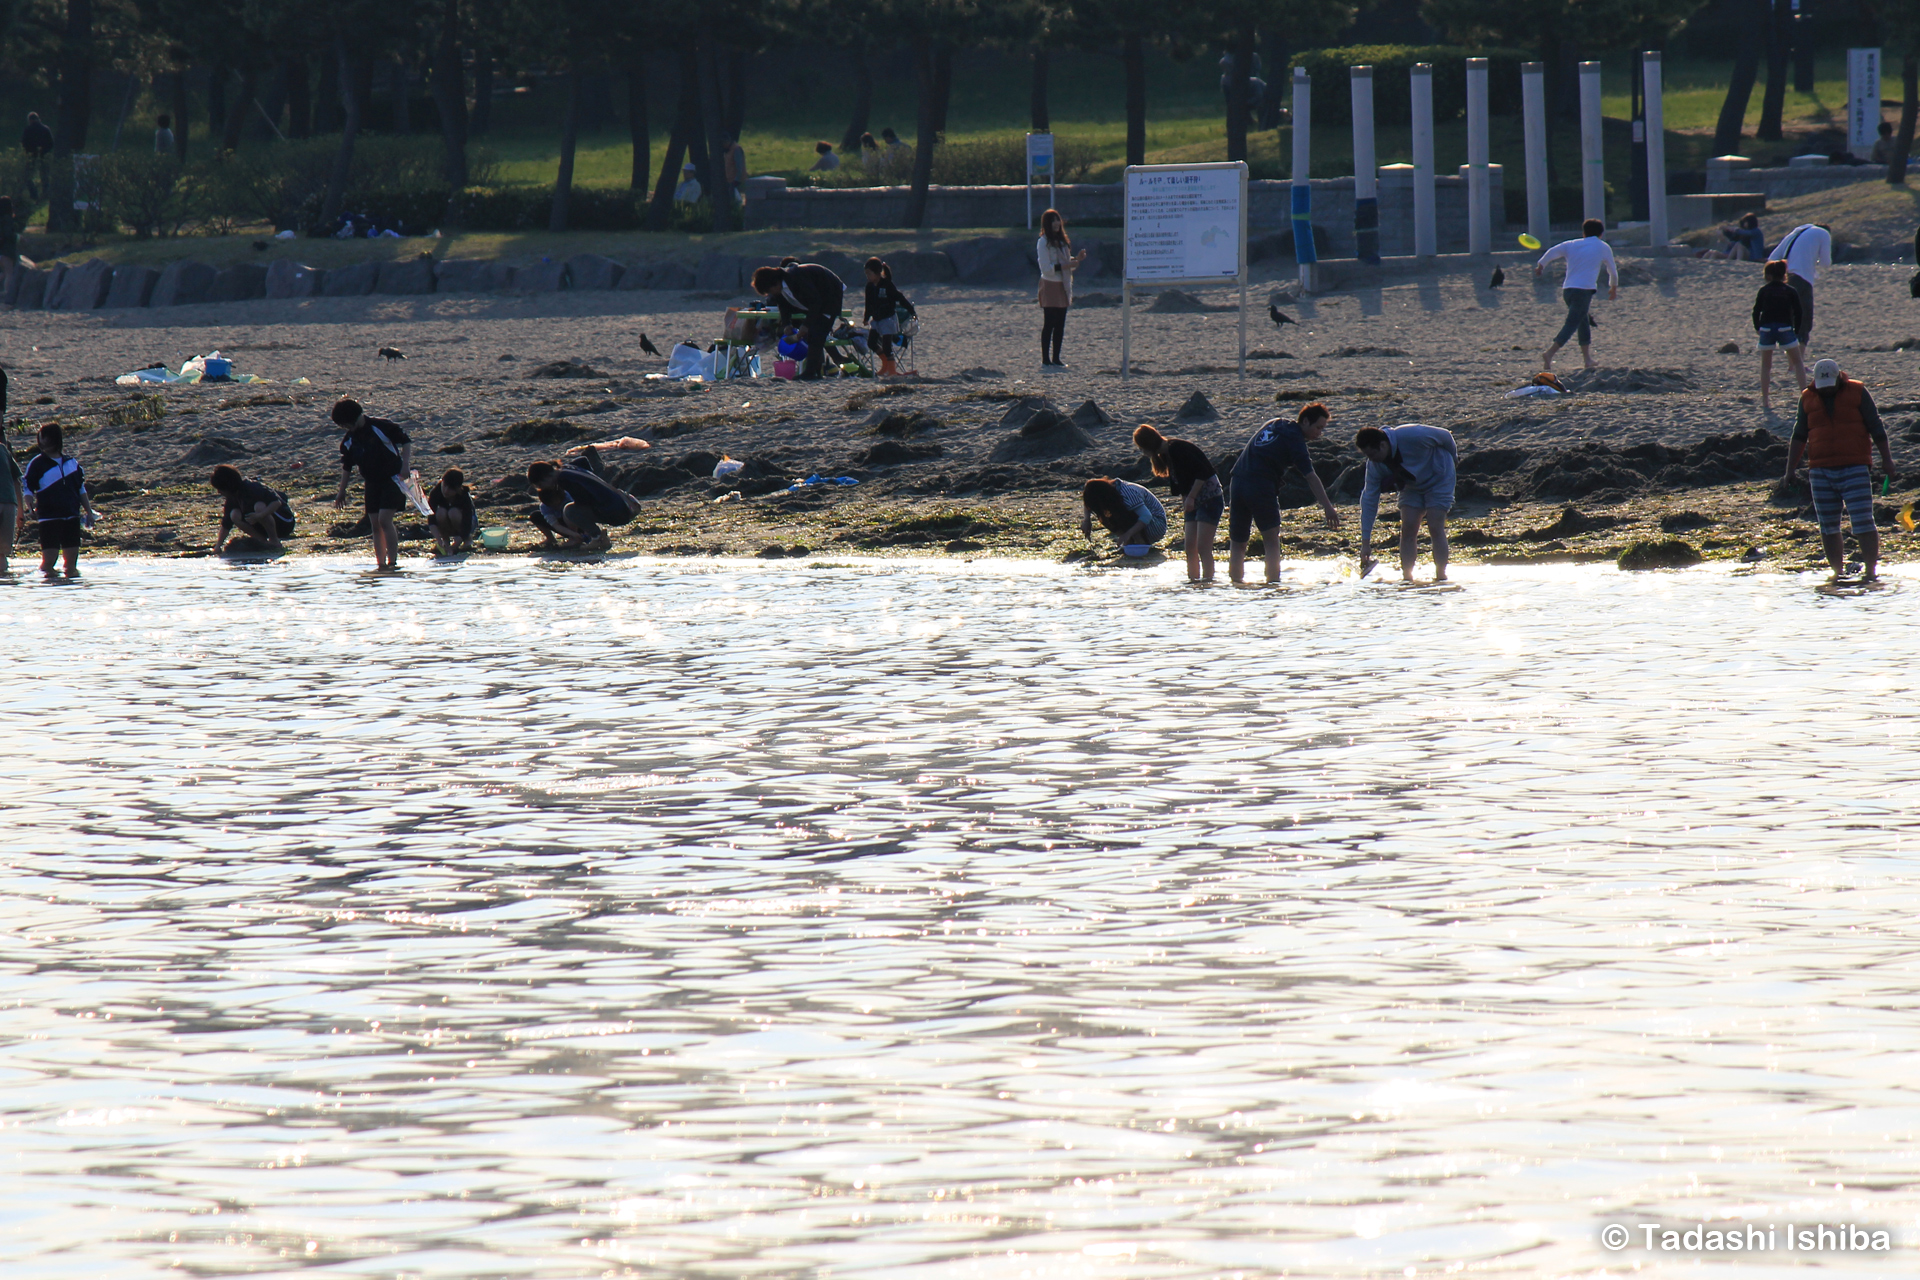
[713,456,745,479]
[395,470,434,518]
[1507,384,1561,398]
[667,343,714,381]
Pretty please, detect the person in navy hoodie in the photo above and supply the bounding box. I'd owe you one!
[20,423,97,578]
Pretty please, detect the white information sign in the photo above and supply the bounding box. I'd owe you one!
[1120,162,1248,380]
[1847,48,1881,156]
[1124,165,1245,281]
[1025,132,1054,229]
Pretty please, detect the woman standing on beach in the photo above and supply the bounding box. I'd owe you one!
[1132,424,1223,582]
[1036,209,1086,370]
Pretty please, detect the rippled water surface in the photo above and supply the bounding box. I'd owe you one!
[5,557,1920,1278]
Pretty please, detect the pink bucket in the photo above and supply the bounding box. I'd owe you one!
[773,359,798,380]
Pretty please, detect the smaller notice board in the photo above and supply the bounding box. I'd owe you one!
[1124,163,1247,284]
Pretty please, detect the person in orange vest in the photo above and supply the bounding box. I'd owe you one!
[1785,359,1896,580]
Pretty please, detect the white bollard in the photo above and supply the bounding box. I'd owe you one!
[1579,61,1604,224]
[1466,57,1490,255]
[1521,61,1549,244]
[1292,66,1315,289]
[1644,50,1668,249]
[1411,62,1436,258]
[1351,65,1378,263]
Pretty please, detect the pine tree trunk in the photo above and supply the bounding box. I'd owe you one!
[1892,55,1917,185]
[723,49,746,139]
[550,67,581,232]
[628,58,650,192]
[432,0,470,194]
[48,0,93,231]
[254,64,287,142]
[646,53,695,229]
[316,54,341,133]
[1226,30,1252,162]
[392,58,412,134]
[840,42,873,152]
[931,43,953,137]
[903,35,938,228]
[683,46,712,211]
[208,65,227,140]
[1712,0,1762,154]
[286,57,312,139]
[220,64,258,153]
[699,40,735,231]
[1123,34,1146,168]
[321,37,360,231]
[171,69,190,158]
[1758,0,1789,141]
[1030,47,1049,131]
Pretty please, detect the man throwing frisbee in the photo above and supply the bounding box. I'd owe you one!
[1534,219,1618,372]
[1355,424,1458,583]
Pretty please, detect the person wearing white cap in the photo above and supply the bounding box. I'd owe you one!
[1771,223,1831,349]
[673,163,702,206]
[1786,358,1894,580]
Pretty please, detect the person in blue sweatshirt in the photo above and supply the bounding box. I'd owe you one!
[1356,424,1458,583]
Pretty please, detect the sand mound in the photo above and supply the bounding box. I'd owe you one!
[989,409,1093,462]
[866,411,942,438]
[1175,391,1218,422]
[1326,345,1410,358]
[861,439,945,465]
[178,437,249,465]
[1070,399,1112,428]
[998,397,1059,428]
[528,358,609,378]
[1147,290,1208,314]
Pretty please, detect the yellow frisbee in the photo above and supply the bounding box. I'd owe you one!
[1518,233,1543,250]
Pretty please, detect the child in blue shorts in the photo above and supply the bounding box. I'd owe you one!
[1752,258,1806,414]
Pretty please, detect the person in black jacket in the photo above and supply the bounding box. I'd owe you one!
[752,262,844,380]
[1752,258,1807,413]
[861,256,912,376]
[330,397,413,570]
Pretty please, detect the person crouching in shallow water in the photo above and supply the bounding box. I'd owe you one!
[1355,424,1458,583]
[1787,358,1894,581]
[429,468,477,555]
[1079,477,1167,551]
[527,459,642,553]
[1227,403,1341,585]
[331,397,411,571]
[1132,424,1222,582]
[210,464,294,552]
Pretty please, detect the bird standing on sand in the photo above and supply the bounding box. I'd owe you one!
[639,333,661,357]
[378,347,406,361]
[1268,305,1296,327]
[1489,267,1506,288]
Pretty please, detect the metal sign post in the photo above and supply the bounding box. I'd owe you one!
[1120,161,1248,381]
[1026,132,1054,229]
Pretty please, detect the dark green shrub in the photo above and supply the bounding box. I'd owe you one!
[1288,46,1531,128]
[90,152,206,237]
[804,136,1098,188]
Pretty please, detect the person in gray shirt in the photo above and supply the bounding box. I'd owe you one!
[1356,423,1458,583]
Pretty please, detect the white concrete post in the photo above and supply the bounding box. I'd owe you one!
[1291,66,1315,288]
[1466,57,1491,255]
[1351,65,1378,263]
[1521,61,1549,243]
[1411,62,1436,258]
[1579,61,1605,223]
[1643,50,1668,248]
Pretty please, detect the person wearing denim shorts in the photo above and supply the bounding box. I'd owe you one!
[1133,424,1224,582]
[1751,258,1806,413]
[1787,359,1894,580]
[1356,424,1458,583]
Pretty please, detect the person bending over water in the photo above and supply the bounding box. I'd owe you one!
[210,464,294,552]
[1079,477,1167,550]
[429,468,477,555]
[1227,403,1341,584]
[1786,359,1894,581]
[1534,219,1618,372]
[1133,424,1223,582]
[528,460,643,552]
[331,398,411,571]
[1356,424,1458,583]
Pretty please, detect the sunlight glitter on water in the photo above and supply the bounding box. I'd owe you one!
[2,557,1917,1277]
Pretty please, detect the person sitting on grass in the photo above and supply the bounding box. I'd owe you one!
[429,467,477,555]
[528,459,642,553]
[1079,477,1167,551]
[674,163,702,206]
[809,140,840,172]
[210,464,294,552]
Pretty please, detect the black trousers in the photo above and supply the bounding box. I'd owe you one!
[1041,307,1067,362]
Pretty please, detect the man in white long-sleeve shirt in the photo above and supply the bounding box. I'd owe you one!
[1534,218,1619,372]
[1773,223,1831,350]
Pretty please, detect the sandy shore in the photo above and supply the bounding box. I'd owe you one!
[2,255,1914,570]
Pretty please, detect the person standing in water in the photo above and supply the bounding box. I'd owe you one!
[1036,208,1086,370]
[1533,219,1619,371]
[1132,424,1223,582]
[331,398,412,571]
[20,423,98,578]
[1226,403,1341,585]
[1752,258,1807,414]
[1785,359,1894,581]
[1355,424,1458,583]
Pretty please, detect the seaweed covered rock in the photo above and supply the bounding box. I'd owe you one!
[1618,538,1703,570]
